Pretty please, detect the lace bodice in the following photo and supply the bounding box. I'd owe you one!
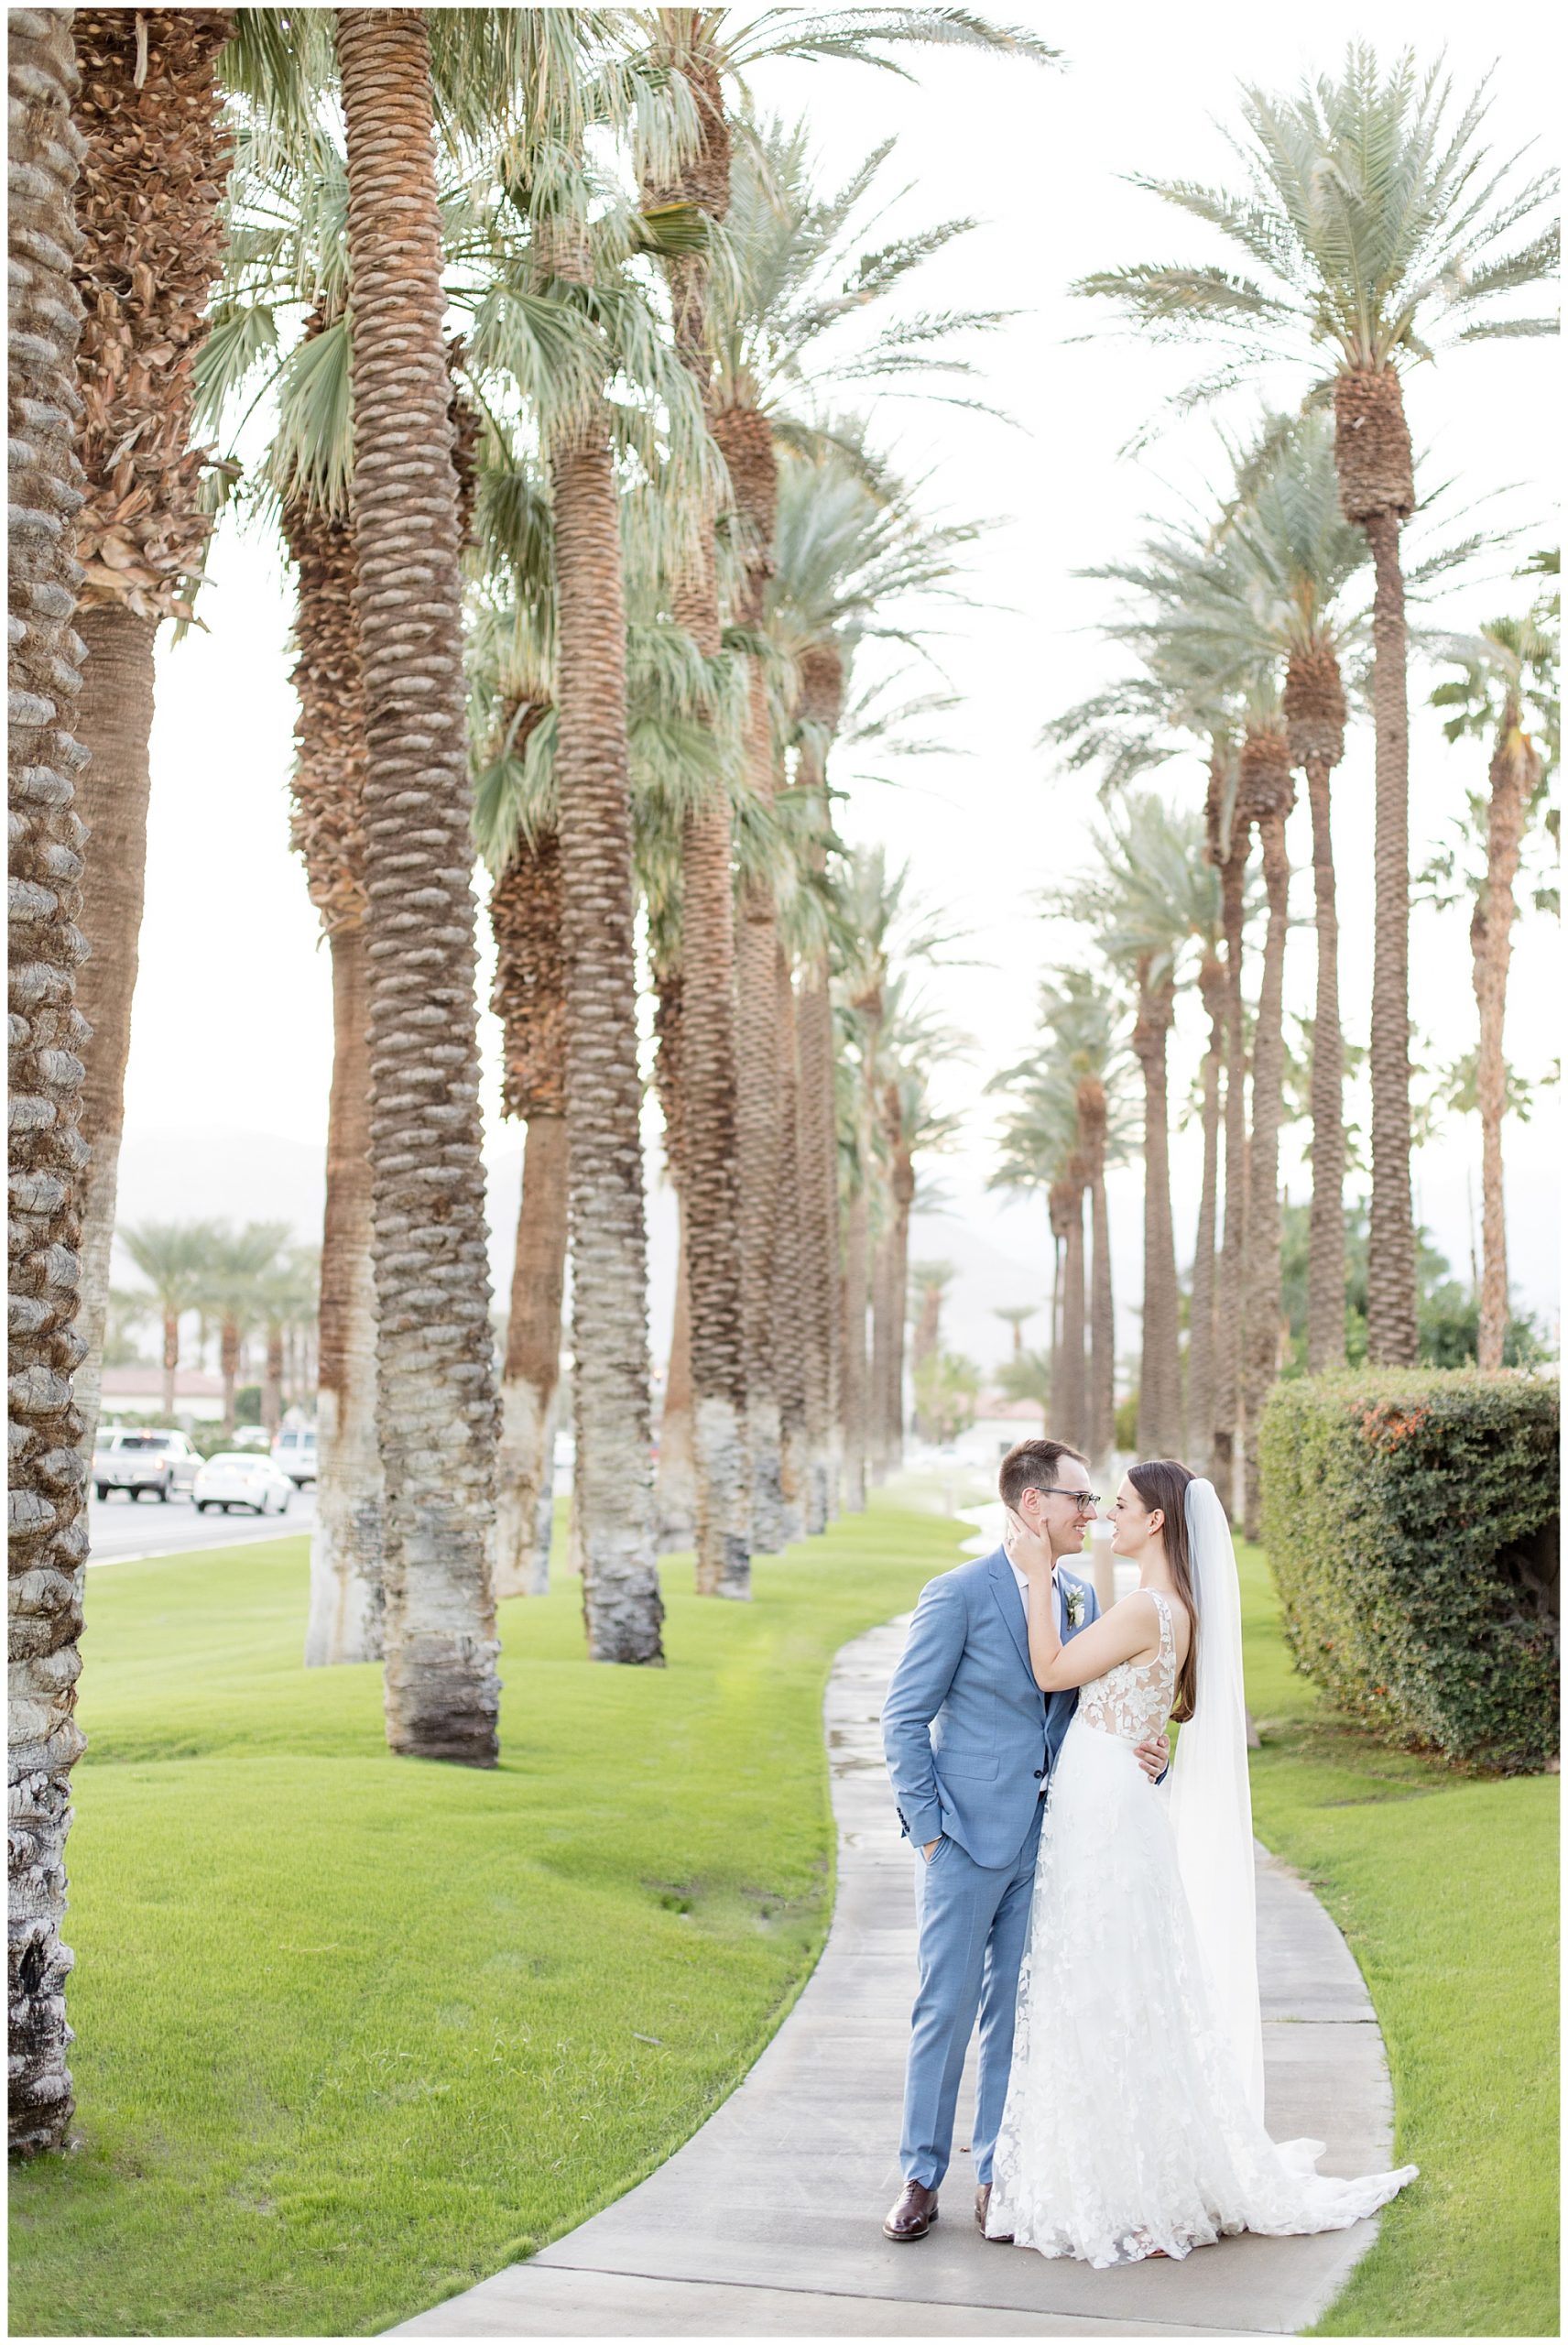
[1077,1590,1176,1747]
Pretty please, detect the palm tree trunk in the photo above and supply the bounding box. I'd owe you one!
[720,401,787,1554]
[657,1199,697,1551]
[68,7,233,1454]
[1362,510,1419,1365]
[219,1316,240,1441]
[654,201,751,1597]
[337,8,501,1758]
[869,1224,896,1483]
[495,1111,566,1598]
[735,867,785,1546]
[1242,791,1292,1539]
[772,943,809,1542]
[304,920,384,1665]
[1133,969,1181,1456]
[796,952,840,1528]
[1187,956,1225,1478]
[549,413,664,1656]
[1088,1172,1115,1467]
[1212,847,1249,1517]
[487,818,567,1602]
[70,605,156,1456]
[8,5,92,2154]
[1058,1181,1087,1449]
[675,807,749,1595]
[841,1183,869,1512]
[887,1136,915,1478]
[1303,752,1347,1371]
[161,1311,180,1422]
[1474,706,1537,1367]
[263,1325,284,1434]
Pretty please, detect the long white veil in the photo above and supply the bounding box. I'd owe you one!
[1166,1476,1264,2125]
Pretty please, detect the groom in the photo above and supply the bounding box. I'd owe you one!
[880,1436,1169,2242]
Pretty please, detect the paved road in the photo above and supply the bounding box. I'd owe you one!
[392,1611,1397,2339]
[85,1482,314,1568]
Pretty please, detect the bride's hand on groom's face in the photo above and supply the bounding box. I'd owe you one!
[1003,1507,1053,1577]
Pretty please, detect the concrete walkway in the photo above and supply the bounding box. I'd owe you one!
[393,1613,1397,2338]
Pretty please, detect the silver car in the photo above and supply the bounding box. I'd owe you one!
[93,1427,201,1502]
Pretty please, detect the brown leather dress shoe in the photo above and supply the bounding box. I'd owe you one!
[883,2179,939,2240]
[975,2181,1013,2241]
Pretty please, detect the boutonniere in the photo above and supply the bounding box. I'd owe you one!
[1063,1582,1087,1630]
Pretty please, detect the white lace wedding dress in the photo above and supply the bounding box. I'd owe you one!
[986,1590,1418,2266]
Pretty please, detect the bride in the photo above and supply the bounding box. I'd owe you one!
[985,1457,1418,2266]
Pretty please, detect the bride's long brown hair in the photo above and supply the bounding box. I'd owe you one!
[1128,1458,1198,1722]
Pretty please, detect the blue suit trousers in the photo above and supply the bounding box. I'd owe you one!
[899,1799,1043,2191]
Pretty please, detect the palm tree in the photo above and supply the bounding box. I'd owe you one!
[994,1304,1037,1356]
[66,8,234,1456]
[1076,45,1559,1362]
[8,0,93,2158]
[768,439,979,1515]
[117,1220,217,1420]
[991,1048,1080,1428]
[909,1261,956,1440]
[1049,567,1252,1503]
[993,969,1127,1459]
[628,3,1056,1586]
[1426,555,1558,1367]
[334,9,500,1761]
[1235,714,1294,1537]
[256,1247,319,1435]
[1225,417,1367,1372]
[192,124,387,1666]
[199,1220,289,1440]
[1063,798,1222,1459]
[708,114,997,1548]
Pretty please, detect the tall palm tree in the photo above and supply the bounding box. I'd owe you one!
[1064,798,1222,1459]
[67,8,234,1456]
[1235,712,1293,1537]
[909,1260,956,1440]
[628,2,1055,1587]
[1222,416,1367,1372]
[470,499,738,1608]
[255,1247,319,1435]
[768,439,978,1513]
[1076,45,1559,1362]
[709,112,997,1546]
[1427,556,1558,1367]
[8,1,93,2158]
[1049,571,1251,1502]
[117,1219,217,1420]
[192,122,387,1666]
[200,1219,289,1440]
[335,8,500,1760]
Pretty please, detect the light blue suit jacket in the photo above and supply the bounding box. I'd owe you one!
[882,1545,1100,1869]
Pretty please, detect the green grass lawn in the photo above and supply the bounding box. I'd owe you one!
[1236,1537,1559,2340]
[10,1500,1556,2337]
[8,1494,955,2339]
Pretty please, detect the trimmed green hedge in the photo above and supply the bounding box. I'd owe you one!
[1258,1369,1560,1771]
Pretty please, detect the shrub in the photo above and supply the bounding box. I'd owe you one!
[1258,1369,1559,1771]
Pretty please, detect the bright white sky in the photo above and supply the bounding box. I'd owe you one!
[121,1,1561,1371]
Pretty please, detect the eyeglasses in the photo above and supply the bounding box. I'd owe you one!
[1031,1487,1102,1511]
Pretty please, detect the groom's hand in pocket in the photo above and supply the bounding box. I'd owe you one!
[922,1839,941,1861]
[1134,1732,1170,1783]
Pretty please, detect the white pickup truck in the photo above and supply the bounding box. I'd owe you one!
[93,1427,201,1502]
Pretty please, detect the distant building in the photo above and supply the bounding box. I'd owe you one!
[99,1365,225,1423]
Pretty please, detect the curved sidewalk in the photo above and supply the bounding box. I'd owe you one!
[393,1613,1396,2338]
